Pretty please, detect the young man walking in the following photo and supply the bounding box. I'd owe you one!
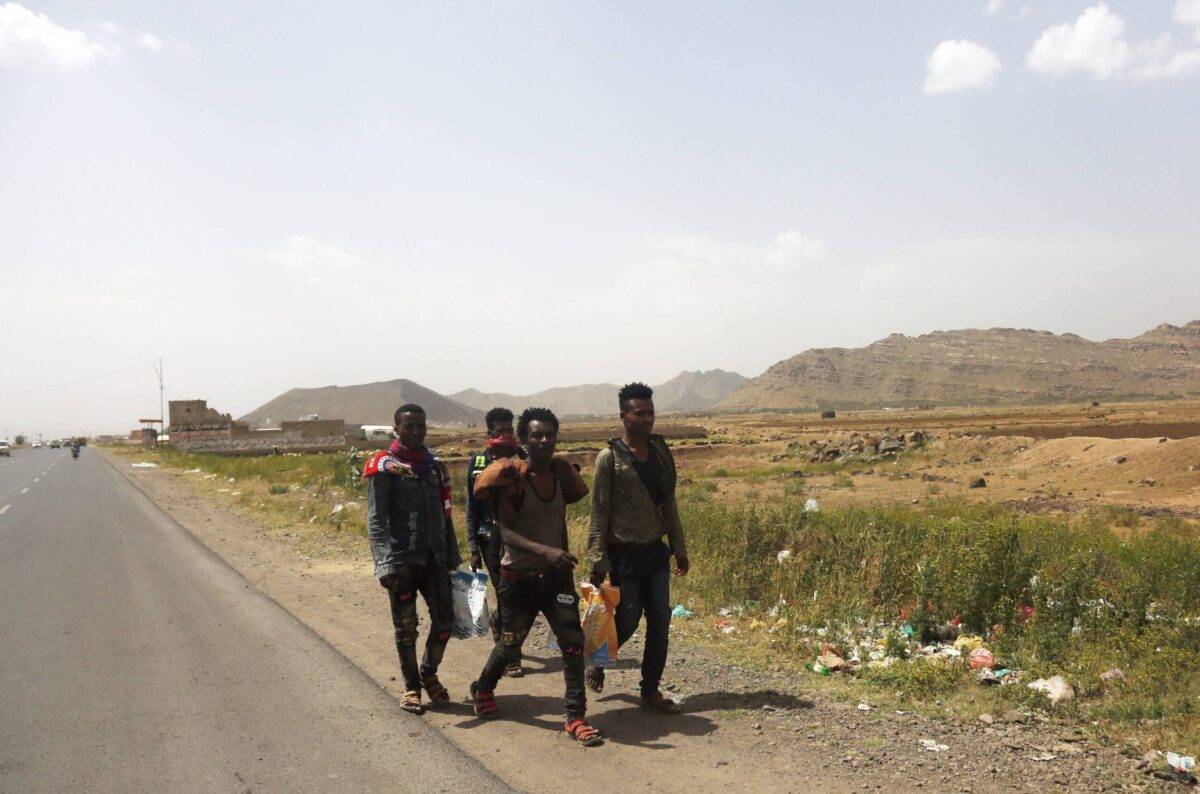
[469,407,602,746]
[586,382,689,714]
[364,403,461,714]
[465,406,526,677]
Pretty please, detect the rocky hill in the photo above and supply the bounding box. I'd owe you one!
[450,369,746,418]
[240,379,483,427]
[718,321,1200,411]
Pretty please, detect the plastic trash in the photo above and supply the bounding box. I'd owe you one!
[776,549,792,563]
[131,462,158,468]
[857,702,872,711]
[953,634,983,652]
[671,604,695,619]
[450,569,491,639]
[920,739,949,753]
[579,582,621,667]
[968,647,996,670]
[1167,752,1196,773]
[1100,667,1124,682]
[803,498,820,513]
[900,624,916,638]
[1028,675,1074,704]
[808,661,830,676]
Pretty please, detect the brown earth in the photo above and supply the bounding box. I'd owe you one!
[101,448,1173,792]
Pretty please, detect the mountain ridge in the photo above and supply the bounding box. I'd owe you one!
[718,320,1200,410]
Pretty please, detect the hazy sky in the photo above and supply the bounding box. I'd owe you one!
[2,1,1198,438]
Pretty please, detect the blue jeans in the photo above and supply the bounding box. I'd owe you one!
[609,540,673,696]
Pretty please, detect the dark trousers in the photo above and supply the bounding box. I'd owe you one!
[386,562,454,692]
[478,569,586,721]
[610,540,673,696]
[478,530,504,642]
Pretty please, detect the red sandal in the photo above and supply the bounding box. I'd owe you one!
[470,681,498,718]
[564,718,603,747]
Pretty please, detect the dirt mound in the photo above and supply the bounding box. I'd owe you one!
[1016,436,1200,489]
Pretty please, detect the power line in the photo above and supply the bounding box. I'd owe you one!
[0,362,157,398]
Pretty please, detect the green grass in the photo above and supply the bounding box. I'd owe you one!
[112,444,1200,753]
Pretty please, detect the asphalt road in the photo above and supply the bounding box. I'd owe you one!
[0,448,507,792]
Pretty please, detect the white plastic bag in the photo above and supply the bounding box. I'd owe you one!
[451,569,491,639]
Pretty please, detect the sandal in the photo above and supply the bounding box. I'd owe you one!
[401,689,425,715]
[504,663,525,678]
[564,718,603,747]
[584,665,605,693]
[640,690,682,714]
[470,681,498,718]
[422,673,450,704]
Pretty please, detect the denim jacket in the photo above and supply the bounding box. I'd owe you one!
[366,461,461,580]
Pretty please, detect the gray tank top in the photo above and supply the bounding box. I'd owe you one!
[501,472,565,572]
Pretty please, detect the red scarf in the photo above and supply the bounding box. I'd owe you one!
[388,440,433,475]
[487,433,517,456]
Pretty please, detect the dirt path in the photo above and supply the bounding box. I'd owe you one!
[105,451,1161,792]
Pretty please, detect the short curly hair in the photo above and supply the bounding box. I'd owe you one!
[517,406,559,441]
[484,407,514,428]
[618,382,653,412]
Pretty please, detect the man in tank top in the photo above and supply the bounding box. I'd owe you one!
[468,407,603,746]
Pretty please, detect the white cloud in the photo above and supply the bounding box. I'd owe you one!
[99,21,121,35]
[1177,0,1200,26]
[0,2,114,73]
[1026,3,1132,78]
[137,31,162,52]
[642,229,827,276]
[1134,33,1200,78]
[985,0,1003,18]
[923,39,1002,95]
[1027,2,1200,80]
[267,236,367,285]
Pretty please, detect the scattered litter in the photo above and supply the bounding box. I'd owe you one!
[1028,675,1074,704]
[953,634,983,652]
[920,739,948,753]
[230,491,241,496]
[1168,752,1196,772]
[131,462,158,468]
[1100,667,1124,682]
[776,549,792,563]
[816,649,848,672]
[803,498,820,513]
[1028,752,1057,762]
[671,604,695,619]
[185,468,202,474]
[968,648,996,670]
[857,702,872,712]
[330,503,344,514]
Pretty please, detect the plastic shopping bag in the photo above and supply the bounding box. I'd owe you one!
[579,582,621,668]
[451,569,491,639]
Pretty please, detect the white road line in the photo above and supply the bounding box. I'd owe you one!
[21,487,29,494]
[0,505,9,514]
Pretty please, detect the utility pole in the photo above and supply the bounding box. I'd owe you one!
[154,357,165,431]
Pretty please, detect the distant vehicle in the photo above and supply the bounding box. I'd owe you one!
[0,441,10,457]
[358,425,394,441]
[50,441,61,449]
[32,441,42,449]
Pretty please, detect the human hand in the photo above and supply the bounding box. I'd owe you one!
[674,554,690,577]
[542,547,578,570]
[379,572,399,590]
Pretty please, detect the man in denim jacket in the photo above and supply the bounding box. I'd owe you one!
[365,403,461,714]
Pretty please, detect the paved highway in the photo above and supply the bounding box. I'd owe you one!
[0,447,506,792]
